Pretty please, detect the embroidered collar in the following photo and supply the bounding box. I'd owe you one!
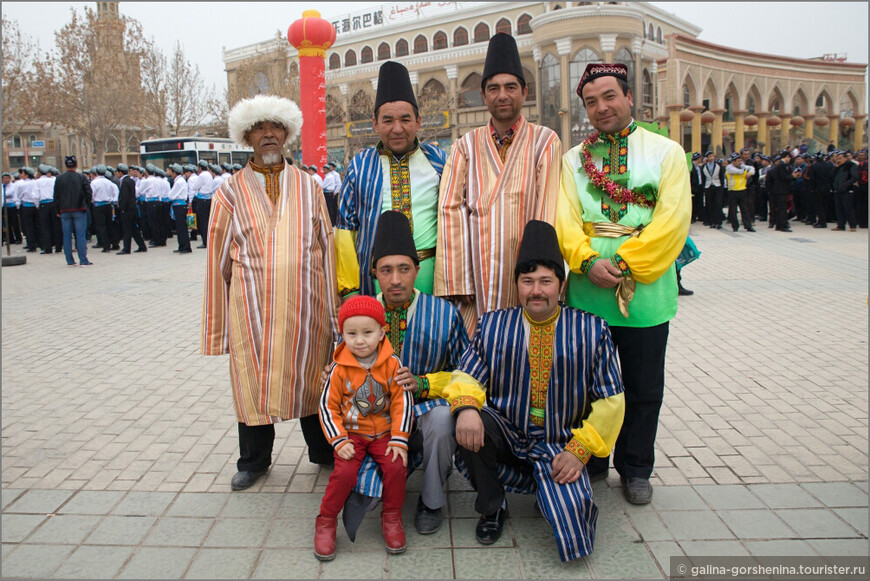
[384,297,413,312]
[248,160,284,175]
[377,139,419,162]
[524,306,560,327]
[490,117,522,142]
[600,120,637,143]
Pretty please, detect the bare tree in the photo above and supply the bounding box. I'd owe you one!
[1,17,52,145]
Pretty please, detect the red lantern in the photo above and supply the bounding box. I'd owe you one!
[814,116,830,127]
[766,115,782,127]
[840,116,856,127]
[700,111,715,124]
[743,115,758,127]
[678,109,694,122]
[790,116,805,127]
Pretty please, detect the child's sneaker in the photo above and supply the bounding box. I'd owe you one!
[314,515,337,561]
[381,511,406,554]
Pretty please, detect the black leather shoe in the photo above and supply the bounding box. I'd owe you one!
[746,227,756,232]
[475,505,507,545]
[231,470,267,491]
[116,250,131,255]
[101,248,111,253]
[197,244,207,249]
[587,467,609,482]
[415,496,443,535]
[134,248,147,252]
[678,285,694,296]
[40,250,52,254]
[621,477,653,505]
[814,224,827,229]
[715,224,722,230]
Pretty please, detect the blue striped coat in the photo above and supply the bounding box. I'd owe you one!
[337,143,447,295]
[455,306,624,561]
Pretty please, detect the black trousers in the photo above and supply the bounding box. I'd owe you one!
[856,183,868,228]
[691,191,704,223]
[299,413,334,464]
[586,322,669,480]
[237,414,333,471]
[20,206,41,250]
[4,206,22,243]
[172,205,191,251]
[137,200,151,240]
[323,191,338,226]
[704,187,724,225]
[792,182,807,220]
[835,191,857,229]
[771,193,790,230]
[756,187,768,220]
[195,198,212,247]
[457,412,532,515]
[814,189,829,226]
[189,198,199,241]
[120,210,146,251]
[93,204,115,250]
[38,202,62,252]
[147,202,165,245]
[727,190,753,230]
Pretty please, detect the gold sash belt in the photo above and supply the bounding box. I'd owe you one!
[417,247,436,262]
[582,222,645,318]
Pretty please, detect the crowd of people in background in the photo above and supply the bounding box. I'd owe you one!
[689,145,868,234]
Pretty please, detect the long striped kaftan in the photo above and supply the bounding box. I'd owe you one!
[201,162,340,426]
[434,116,561,333]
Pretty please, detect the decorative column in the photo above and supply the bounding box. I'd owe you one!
[853,114,866,151]
[666,104,683,146]
[632,37,643,119]
[532,46,542,124]
[445,64,459,143]
[650,61,659,125]
[690,105,704,154]
[287,9,337,173]
[756,112,769,154]
[804,114,815,142]
[828,115,840,148]
[711,109,725,155]
[339,83,349,161]
[779,113,792,148]
[732,109,746,152]
[556,38,573,147]
[599,34,616,62]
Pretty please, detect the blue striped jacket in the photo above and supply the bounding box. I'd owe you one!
[337,143,447,295]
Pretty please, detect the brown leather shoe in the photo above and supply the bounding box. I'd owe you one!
[314,515,337,561]
[381,511,406,554]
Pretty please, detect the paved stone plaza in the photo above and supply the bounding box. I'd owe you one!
[2,221,868,579]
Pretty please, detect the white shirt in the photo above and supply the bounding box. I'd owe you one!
[157,177,171,198]
[169,175,188,202]
[311,172,324,187]
[35,175,57,202]
[16,178,39,206]
[196,170,213,195]
[137,176,154,199]
[4,181,19,207]
[91,175,119,203]
[323,170,341,193]
[206,172,221,194]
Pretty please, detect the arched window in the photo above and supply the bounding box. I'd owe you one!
[420,79,448,112]
[395,38,409,57]
[496,18,511,35]
[540,54,560,136]
[350,90,372,121]
[454,27,469,47]
[648,23,654,39]
[682,85,691,108]
[29,134,36,145]
[361,46,373,64]
[642,69,652,106]
[517,13,532,34]
[656,26,662,44]
[378,42,390,60]
[13,136,21,148]
[345,49,357,67]
[325,94,344,124]
[570,48,603,146]
[251,72,270,96]
[459,73,484,108]
[473,22,490,43]
[328,53,341,70]
[815,95,825,108]
[414,34,428,54]
[522,67,536,102]
[433,30,448,50]
[615,47,634,115]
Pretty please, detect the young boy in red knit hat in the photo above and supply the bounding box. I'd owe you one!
[315,295,414,560]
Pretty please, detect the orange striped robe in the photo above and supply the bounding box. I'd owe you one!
[201,163,340,426]
[434,116,562,333]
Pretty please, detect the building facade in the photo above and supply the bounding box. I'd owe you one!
[222,1,867,165]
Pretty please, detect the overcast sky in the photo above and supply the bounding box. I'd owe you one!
[2,1,868,95]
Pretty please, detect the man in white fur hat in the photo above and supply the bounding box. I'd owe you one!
[201,94,341,491]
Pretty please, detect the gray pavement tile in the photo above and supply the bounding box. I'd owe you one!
[679,540,752,557]
[1,514,48,542]
[594,511,642,545]
[775,508,864,538]
[717,509,799,539]
[2,543,16,559]
[806,539,870,557]
[166,492,231,517]
[4,489,75,514]
[51,545,134,579]
[657,511,735,541]
[584,541,662,579]
[59,490,126,514]
[626,509,673,542]
[447,491,477,518]
[645,541,685,576]
[0,543,74,578]
[453,548,521,579]
[25,514,101,544]
[404,517,453,550]
[1,488,26,510]
[832,508,869,537]
[144,516,214,547]
[693,484,766,510]
[276,492,324,519]
[387,548,455,579]
[117,546,198,579]
[184,547,260,579]
[511,515,555,547]
[744,539,818,557]
[220,492,283,518]
[801,482,869,507]
[517,545,593,579]
[265,517,314,548]
[84,515,157,545]
[112,491,177,516]
[648,486,707,510]
[204,517,272,548]
[747,483,825,509]
[451,516,513,549]
[319,548,387,578]
[252,548,322,579]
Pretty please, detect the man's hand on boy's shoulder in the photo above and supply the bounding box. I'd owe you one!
[395,367,418,391]
[387,445,407,466]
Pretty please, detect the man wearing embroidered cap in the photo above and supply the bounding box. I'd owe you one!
[434,33,561,333]
[555,62,690,505]
[443,219,624,560]
[338,61,447,298]
[202,94,340,491]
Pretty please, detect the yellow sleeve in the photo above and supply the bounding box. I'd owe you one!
[335,228,360,296]
[555,151,599,274]
[441,370,486,414]
[615,143,691,284]
[422,371,453,400]
[567,393,625,461]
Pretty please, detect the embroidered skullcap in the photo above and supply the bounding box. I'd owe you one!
[19,166,35,178]
[38,164,50,174]
[730,152,740,160]
[227,94,302,147]
[481,33,525,89]
[338,295,386,332]
[196,159,209,169]
[2,172,10,178]
[106,166,116,174]
[514,220,565,282]
[168,163,183,174]
[691,152,701,160]
[64,156,77,168]
[233,164,243,171]
[145,163,159,174]
[375,61,418,114]
[94,164,107,174]
[116,163,129,173]
[371,210,419,269]
[576,63,629,98]
[221,162,232,171]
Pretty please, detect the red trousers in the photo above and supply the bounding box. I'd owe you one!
[319,434,407,518]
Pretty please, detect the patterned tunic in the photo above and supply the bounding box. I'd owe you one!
[434,116,561,333]
[201,162,340,425]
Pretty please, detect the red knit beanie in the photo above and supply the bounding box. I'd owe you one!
[338,295,386,332]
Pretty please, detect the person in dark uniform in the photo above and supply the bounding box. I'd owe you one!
[36,165,62,254]
[769,150,797,232]
[701,151,724,228]
[689,152,704,224]
[115,163,147,254]
[2,172,23,244]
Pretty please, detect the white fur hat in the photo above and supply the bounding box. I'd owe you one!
[227,95,303,147]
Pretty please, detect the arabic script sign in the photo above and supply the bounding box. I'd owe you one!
[331,2,462,35]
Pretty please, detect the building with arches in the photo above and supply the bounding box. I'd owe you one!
[223,1,867,165]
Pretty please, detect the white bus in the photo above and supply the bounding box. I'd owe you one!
[139,137,253,168]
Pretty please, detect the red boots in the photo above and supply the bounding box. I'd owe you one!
[381,511,406,554]
[314,515,337,561]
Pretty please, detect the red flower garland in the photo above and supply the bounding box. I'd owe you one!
[581,132,656,208]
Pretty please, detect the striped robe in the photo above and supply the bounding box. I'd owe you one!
[201,162,339,425]
[434,116,561,332]
[337,143,446,296]
[454,306,624,561]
